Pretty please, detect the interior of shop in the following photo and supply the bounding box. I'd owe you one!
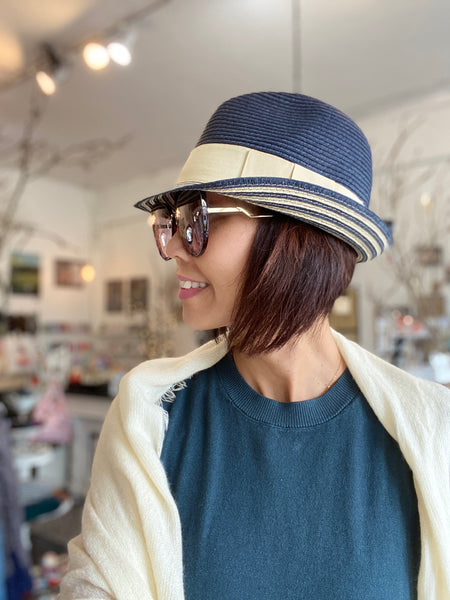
[1,0,450,597]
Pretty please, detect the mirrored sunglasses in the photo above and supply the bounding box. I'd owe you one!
[149,192,271,260]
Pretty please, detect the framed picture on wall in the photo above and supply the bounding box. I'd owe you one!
[129,278,148,312]
[106,280,123,312]
[55,259,85,287]
[10,252,40,295]
[415,245,442,267]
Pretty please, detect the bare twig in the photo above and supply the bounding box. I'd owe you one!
[30,135,132,177]
[0,91,132,272]
[2,93,46,236]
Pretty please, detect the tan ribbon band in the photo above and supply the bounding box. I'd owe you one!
[175,143,363,206]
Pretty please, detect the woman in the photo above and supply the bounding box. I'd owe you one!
[60,93,450,599]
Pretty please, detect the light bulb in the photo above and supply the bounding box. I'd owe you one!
[107,41,132,66]
[80,264,96,283]
[35,45,69,95]
[36,70,57,95]
[420,193,432,210]
[83,42,110,70]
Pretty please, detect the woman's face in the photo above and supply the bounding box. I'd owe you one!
[165,192,258,331]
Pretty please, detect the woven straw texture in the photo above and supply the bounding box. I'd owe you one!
[198,92,372,207]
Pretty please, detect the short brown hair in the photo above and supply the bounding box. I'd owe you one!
[225,215,357,354]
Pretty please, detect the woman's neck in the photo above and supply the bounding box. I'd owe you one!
[232,320,345,403]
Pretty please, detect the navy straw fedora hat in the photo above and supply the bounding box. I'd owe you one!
[135,92,392,262]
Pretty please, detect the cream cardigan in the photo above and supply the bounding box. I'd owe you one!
[60,332,450,599]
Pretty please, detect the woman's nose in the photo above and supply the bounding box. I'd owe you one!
[165,229,189,261]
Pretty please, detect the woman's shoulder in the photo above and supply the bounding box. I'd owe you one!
[334,331,450,422]
[119,336,228,399]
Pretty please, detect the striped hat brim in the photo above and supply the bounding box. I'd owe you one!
[135,142,391,262]
[136,177,391,262]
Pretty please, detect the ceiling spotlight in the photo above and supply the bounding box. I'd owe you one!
[107,30,135,66]
[35,44,68,95]
[107,41,132,66]
[36,70,57,95]
[83,42,110,70]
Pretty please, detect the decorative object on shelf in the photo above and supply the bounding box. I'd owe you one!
[32,381,72,446]
[429,352,450,385]
[0,332,39,375]
[2,390,38,425]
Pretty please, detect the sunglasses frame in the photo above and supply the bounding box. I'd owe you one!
[151,192,271,260]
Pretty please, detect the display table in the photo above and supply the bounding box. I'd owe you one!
[66,394,112,497]
[13,442,55,482]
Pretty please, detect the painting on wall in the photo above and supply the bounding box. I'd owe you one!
[55,259,85,287]
[106,280,123,312]
[415,245,442,267]
[10,252,40,295]
[129,278,148,312]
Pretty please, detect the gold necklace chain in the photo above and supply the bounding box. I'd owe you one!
[325,354,343,392]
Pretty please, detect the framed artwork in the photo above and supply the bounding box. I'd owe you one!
[10,252,40,295]
[415,245,442,267]
[129,278,148,312]
[55,259,85,287]
[417,293,445,319]
[445,265,450,284]
[106,280,123,312]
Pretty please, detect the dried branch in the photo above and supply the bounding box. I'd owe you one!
[382,116,423,170]
[0,90,132,281]
[30,135,132,177]
[0,218,80,252]
[370,113,450,334]
[2,93,46,232]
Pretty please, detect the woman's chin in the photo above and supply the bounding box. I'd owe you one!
[181,307,230,332]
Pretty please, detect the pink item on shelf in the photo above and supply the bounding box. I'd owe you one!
[31,381,72,445]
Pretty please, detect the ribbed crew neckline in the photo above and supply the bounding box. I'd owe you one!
[215,353,359,429]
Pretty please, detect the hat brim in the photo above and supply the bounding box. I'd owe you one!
[135,177,392,263]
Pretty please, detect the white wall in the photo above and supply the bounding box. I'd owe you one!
[93,167,196,357]
[0,171,97,324]
[354,90,450,349]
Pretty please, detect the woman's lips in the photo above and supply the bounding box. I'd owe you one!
[178,276,208,300]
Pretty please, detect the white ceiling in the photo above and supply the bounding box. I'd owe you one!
[1,0,450,191]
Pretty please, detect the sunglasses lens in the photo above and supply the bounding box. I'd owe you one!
[150,207,172,260]
[177,194,208,256]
